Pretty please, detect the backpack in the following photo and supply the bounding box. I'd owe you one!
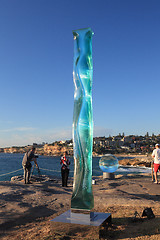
[142,208,155,219]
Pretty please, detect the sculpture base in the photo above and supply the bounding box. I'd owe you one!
[50,210,111,239]
[103,172,115,180]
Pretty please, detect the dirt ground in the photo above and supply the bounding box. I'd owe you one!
[0,173,160,240]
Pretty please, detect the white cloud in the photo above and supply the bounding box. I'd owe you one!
[0,125,114,148]
[0,127,72,147]
[43,128,72,142]
[0,127,36,133]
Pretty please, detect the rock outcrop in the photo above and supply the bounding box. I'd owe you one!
[119,156,152,167]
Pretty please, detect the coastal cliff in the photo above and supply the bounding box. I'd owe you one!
[1,143,99,157]
[2,144,73,156]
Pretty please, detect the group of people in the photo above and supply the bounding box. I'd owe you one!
[22,143,160,185]
[22,147,70,186]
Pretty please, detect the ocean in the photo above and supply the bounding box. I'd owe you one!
[0,153,151,181]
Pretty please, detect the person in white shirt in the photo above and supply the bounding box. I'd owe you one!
[152,143,160,184]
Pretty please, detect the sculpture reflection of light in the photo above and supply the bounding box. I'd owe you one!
[71,28,94,211]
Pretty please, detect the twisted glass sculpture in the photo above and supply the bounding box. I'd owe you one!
[71,28,94,210]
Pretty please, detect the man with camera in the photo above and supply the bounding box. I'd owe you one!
[22,146,39,184]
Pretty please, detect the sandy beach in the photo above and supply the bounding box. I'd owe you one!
[0,173,160,240]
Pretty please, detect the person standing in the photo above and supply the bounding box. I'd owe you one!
[152,143,160,184]
[60,151,70,187]
[22,146,39,184]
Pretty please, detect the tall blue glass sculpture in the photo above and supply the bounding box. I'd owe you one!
[71,28,94,211]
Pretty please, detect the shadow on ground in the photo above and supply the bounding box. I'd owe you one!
[50,216,160,240]
[0,205,56,236]
[108,216,160,239]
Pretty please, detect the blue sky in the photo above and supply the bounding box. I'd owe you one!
[0,0,160,147]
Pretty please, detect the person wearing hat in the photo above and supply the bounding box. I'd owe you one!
[152,144,160,184]
[22,146,39,184]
